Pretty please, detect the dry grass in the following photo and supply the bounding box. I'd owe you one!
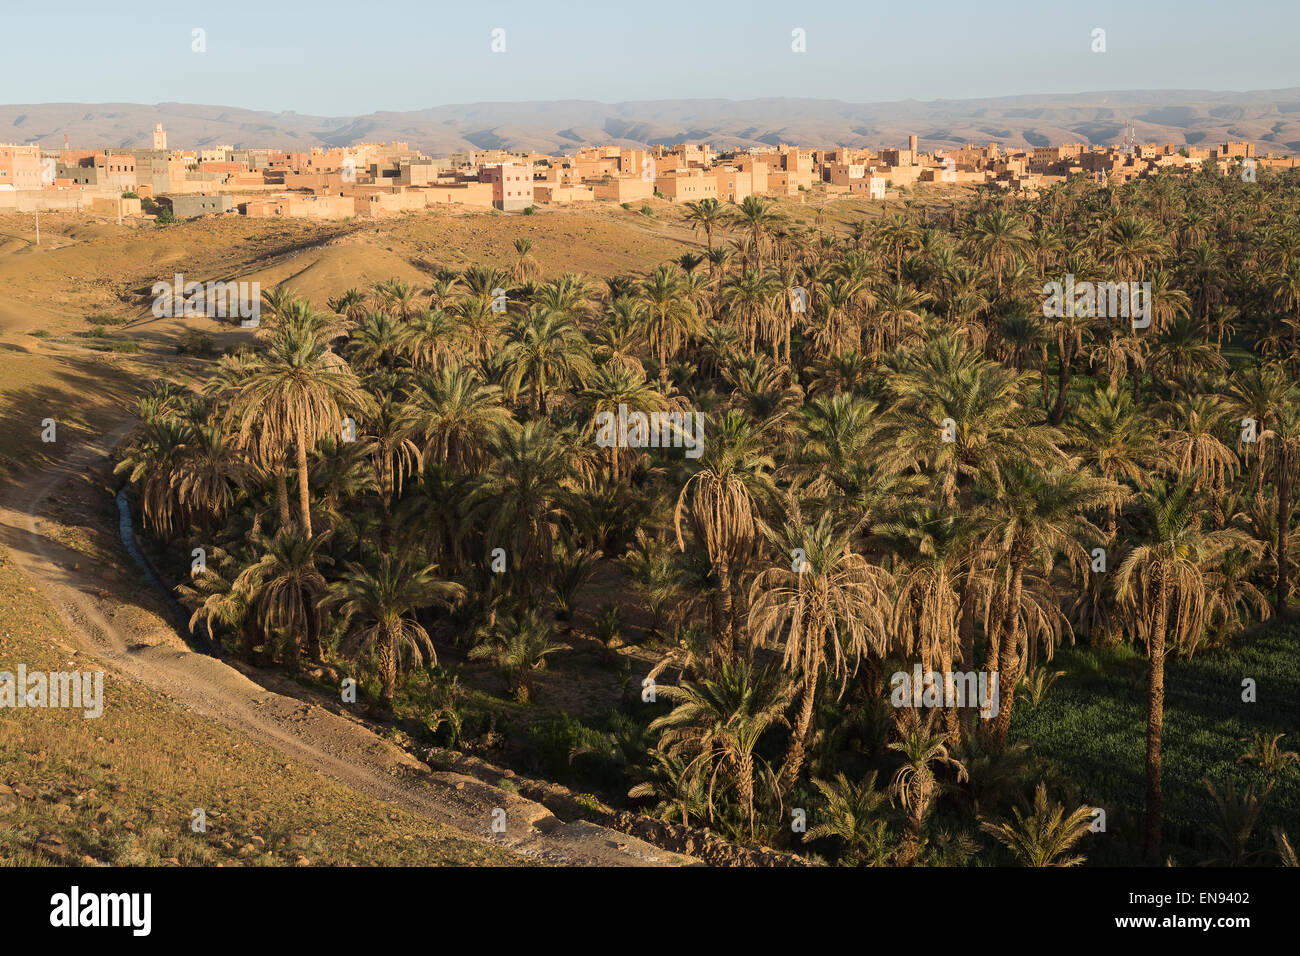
[0,545,526,867]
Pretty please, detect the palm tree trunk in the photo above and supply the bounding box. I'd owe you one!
[1051,340,1072,424]
[378,629,397,709]
[1144,567,1169,861]
[715,557,735,660]
[1278,446,1293,617]
[304,604,323,665]
[779,673,817,792]
[990,556,1025,750]
[1039,343,1050,407]
[295,423,313,538]
[274,464,292,532]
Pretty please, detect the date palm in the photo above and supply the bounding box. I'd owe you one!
[467,607,564,703]
[684,197,727,250]
[231,328,374,538]
[648,658,794,839]
[985,461,1111,749]
[452,297,505,362]
[401,308,459,371]
[327,552,465,709]
[501,306,594,416]
[979,782,1095,866]
[733,195,782,269]
[1267,398,1300,614]
[594,297,647,376]
[235,530,333,668]
[1115,479,1262,859]
[887,709,969,865]
[173,422,249,531]
[1068,385,1161,535]
[510,237,541,282]
[115,418,191,540]
[722,266,782,357]
[467,420,582,596]
[874,505,977,738]
[969,209,1031,290]
[803,771,893,865]
[639,265,703,385]
[871,283,931,354]
[749,498,893,790]
[675,410,776,659]
[404,365,512,473]
[578,363,667,482]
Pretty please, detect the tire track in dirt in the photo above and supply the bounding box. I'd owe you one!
[0,401,696,866]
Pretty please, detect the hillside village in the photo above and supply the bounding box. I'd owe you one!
[2,122,1294,220]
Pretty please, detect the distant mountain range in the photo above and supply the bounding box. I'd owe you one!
[4,89,1300,156]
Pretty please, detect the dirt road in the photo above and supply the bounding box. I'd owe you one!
[0,401,696,866]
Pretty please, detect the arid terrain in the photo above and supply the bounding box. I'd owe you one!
[6,89,1300,153]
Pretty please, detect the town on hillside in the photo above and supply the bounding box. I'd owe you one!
[1,122,1293,220]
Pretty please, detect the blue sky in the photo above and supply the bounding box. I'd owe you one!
[2,0,1296,114]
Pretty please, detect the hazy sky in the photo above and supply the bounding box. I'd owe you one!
[3,0,1296,114]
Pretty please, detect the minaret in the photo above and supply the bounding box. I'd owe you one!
[908,134,918,154]
[153,123,167,151]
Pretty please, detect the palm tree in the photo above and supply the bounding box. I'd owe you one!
[467,421,582,595]
[969,209,1031,290]
[675,410,776,658]
[401,308,459,371]
[467,607,564,703]
[733,196,782,269]
[872,283,931,354]
[236,530,333,668]
[1267,397,1300,615]
[1115,479,1262,859]
[510,237,541,282]
[803,771,893,865]
[639,265,703,386]
[578,363,666,482]
[721,266,782,358]
[887,709,969,865]
[327,552,465,709]
[230,328,374,538]
[404,365,512,473]
[501,306,594,416]
[984,461,1111,749]
[1068,385,1161,536]
[875,505,978,738]
[684,197,727,250]
[979,782,1095,866]
[649,658,794,839]
[114,418,190,540]
[749,498,893,790]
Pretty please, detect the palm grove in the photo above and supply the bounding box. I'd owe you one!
[117,162,1300,866]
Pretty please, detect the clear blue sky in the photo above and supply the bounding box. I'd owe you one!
[3,0,1296,114]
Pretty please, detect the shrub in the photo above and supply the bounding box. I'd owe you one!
[521,205,536,215]
[177,331,216,357]
[639,203,654,216]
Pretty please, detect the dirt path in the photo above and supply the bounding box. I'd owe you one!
[0,404,696,866]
